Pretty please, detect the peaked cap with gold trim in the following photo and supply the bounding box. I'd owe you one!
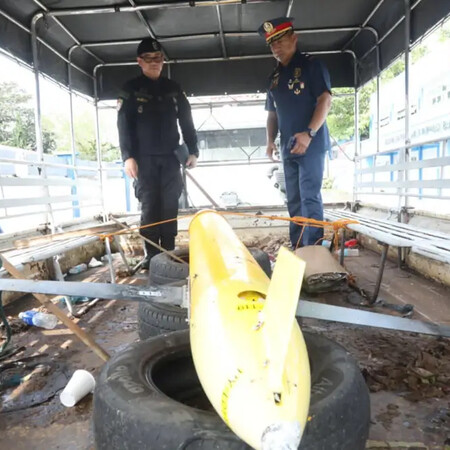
[257,17,294,44]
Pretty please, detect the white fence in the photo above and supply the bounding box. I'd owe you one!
[0,145,135,233]
[355,135,450,214]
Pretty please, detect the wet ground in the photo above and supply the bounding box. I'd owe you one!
[0,243,449,449]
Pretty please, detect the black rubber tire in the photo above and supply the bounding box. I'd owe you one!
[149,247,271,285]
[139,247,272,339]
[93,330,370,450]
[246,248,271,279]
[138,298,188,339]
[149,248,190,286]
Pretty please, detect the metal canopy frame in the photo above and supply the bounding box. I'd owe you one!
[3,0,448,96]
[0,0,448,224]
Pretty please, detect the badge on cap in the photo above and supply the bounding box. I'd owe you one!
[263,22,274,33]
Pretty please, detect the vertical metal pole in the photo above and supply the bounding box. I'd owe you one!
[376,48,381,153]
[403,0,411,211]
[68,47,80,218]
[166,60,188,209]
[353,59,359,204]
[31,14,54,229]
[104,237,116,284]
[93,69,107,220]
[52,255,74,316]
[119,162,131,212]
[370,243,389,304]
[438,140,445,198]
[31,16,44,161]
[339,229,346,266]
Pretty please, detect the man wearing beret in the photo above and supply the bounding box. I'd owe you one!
[259,17,332,248]
[117,38,198,268]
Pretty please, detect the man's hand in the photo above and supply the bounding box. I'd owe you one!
[186,154,198,169]
[124,158,138,178]
[266,142,279,162]
[290,132,312,155]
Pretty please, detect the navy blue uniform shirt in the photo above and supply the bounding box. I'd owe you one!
[117,75,198,162]
[265,51,332,159]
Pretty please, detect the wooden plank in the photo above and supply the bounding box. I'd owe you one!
[1,255,110,362]
[12,221,126,248]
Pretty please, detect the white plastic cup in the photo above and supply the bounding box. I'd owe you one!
[60,369,96,407]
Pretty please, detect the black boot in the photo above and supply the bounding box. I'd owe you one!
[141,242,161,270]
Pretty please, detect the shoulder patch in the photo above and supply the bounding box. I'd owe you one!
[118,89,130,100]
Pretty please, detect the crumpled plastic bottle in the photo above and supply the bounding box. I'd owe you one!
[19,310,58,329]
[68,263,88,275]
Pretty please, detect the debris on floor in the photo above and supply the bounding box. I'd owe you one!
[243,234,291,257]
[0,240,449,448]
[305,321,450,401]
[1,359,70,412]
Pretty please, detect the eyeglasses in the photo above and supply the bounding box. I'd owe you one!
[140,54,164,63]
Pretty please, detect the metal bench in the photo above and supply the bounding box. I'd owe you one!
[324,209,450,303]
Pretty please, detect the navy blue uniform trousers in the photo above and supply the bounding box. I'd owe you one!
[135,155,182,257]
[283,148,325,248]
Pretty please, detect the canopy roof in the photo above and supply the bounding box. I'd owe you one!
[0,0,449,99]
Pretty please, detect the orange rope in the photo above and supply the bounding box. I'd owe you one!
[97,211,359,244]
[98,214,197,240]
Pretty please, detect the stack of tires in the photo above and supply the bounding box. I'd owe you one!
[93,247,371,449]
[137,247,272,340]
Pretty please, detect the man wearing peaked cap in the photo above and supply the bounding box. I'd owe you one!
[117,37,199,269]
[257,17,294,44]
[259,17,332,248]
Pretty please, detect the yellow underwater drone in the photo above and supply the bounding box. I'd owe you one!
[189,210,310,450]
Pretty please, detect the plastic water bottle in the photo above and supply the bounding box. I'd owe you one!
[68,263,88,275]
[321,239,332,249]
[19,311,58,329]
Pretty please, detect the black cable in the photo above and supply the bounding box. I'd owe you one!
[0,291,12,355]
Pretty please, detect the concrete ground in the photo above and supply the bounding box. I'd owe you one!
[0,235,449,449]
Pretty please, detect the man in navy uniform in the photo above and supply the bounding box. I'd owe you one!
[117,37,198,268]
[258,17,332,248]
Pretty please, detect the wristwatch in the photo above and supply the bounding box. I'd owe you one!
[307,128,317,138]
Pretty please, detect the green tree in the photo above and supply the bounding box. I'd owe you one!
[43,103,119,162]
[437,20,450,42]
[327,88,355,141]
[77,139,120,162]
[327,44,428,142]
[327,82,375,141]
[0,81,56,153]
